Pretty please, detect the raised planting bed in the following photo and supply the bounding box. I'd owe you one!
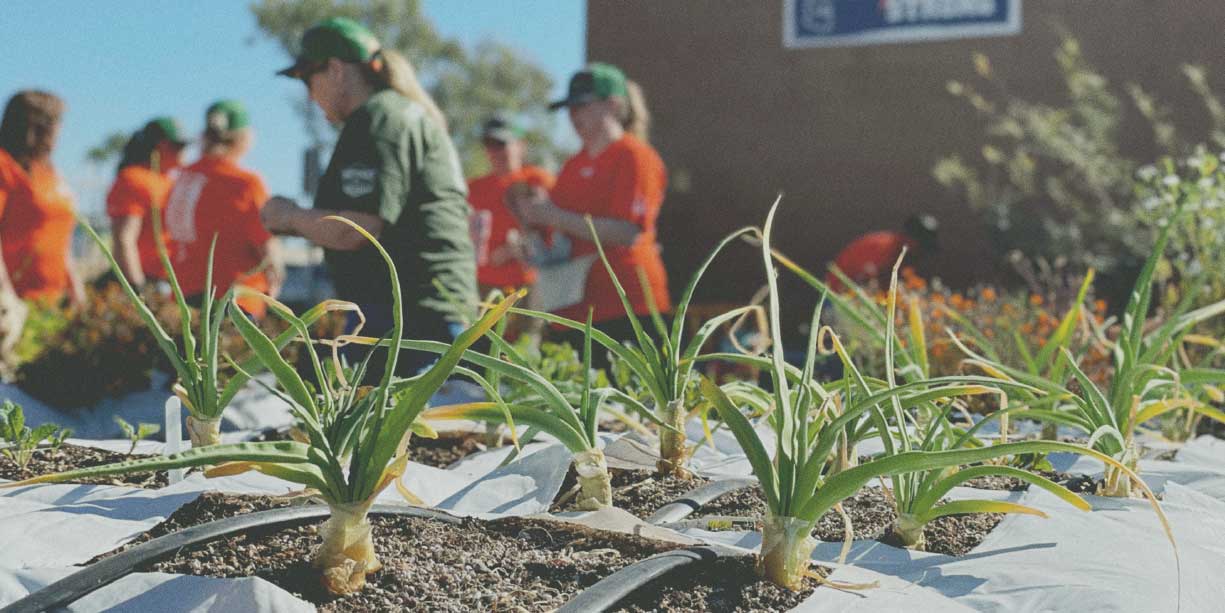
[672,485,1004,557]
[84,492,680,612]
[603,555,822,613]
[0,442,167,488]
[551,467,709,518]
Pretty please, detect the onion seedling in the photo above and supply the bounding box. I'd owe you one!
[77,214,333,448]
[700,201,1170,590]
[955,211,1225,496]
[4,218,516,595]
[506,220,761,476]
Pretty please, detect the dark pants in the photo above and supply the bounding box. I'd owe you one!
[341,303,464,382]
[551,313,671,372]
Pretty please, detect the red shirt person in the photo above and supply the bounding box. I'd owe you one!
[165,101,282,317]
[516,63,671,338]
[467,115,554,293]
[106,117,188,286]
[0,90,84,307]
[827,215,939,292]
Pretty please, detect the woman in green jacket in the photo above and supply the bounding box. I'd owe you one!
[262,17,477,378]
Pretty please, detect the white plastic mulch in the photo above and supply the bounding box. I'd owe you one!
[7,372,1225,612]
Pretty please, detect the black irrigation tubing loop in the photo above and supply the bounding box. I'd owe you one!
[557,546,730,613]
[646,477,757,524]
[0,503,460,613]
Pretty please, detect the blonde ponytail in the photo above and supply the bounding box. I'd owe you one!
[367,49,448,132]
[621,79,651,142]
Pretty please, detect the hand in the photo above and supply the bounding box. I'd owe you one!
[515,186,558,227]
[261,196,300,234]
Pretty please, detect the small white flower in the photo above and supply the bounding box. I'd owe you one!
[1163,175,1181,187]
[1137,165,1159,181]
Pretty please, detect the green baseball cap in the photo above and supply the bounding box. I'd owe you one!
[549,63,628,110]
[276,17,381,78]
[481,114,524,143]
[205,100,250,134]
[144,117,188,146]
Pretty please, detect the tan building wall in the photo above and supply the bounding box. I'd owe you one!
[587,1,1225,306]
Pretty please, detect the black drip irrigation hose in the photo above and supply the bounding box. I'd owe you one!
[0,503,459,613]
[646,477,757,524]
[557,546,731,613]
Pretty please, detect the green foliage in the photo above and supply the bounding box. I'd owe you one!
[250,0,560,174]
[113,417,160,456]
[934,34,1225,285]
[85,131,129,166]
[0,401,71,471]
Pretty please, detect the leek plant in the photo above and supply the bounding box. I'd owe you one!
[77,218,331,448]
[414,313,617,510]
[506,220,761,476]
[956,214,1225,497]
[700,202,1168,589]
[5,218,516,595]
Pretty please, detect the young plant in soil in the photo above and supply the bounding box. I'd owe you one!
[418,313,619,510]
[507,219,761,477]
[78,216,331,448]
[114,416,160,456]
[4,219,516,596]
[700,201,1171,590]
[956,209,1225,497]
[830,261,1100,550]
[0,400,70,471]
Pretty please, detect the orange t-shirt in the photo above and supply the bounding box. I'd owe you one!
[106,165,174,280]
[0,149,76,302]
[827,231,917,292]
[550,134,671,323]
[468,166,554,289]
[164,156,271,316]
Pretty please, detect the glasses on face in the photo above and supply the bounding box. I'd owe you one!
[483,139,508,150]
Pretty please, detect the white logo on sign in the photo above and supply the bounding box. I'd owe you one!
[799,0,836,34]
[165,171,207,243]
[340,166,377,198]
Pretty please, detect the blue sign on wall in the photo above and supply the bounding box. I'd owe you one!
[784,0,1021,48]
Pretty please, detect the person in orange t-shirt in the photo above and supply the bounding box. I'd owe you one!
[826,214,939,292]
[467,114,555,296]
[515,64,670,357]
[165,100,283,317]
[106,117,188,287]
[0,90,84,308]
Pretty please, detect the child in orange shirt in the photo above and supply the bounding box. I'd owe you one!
[467,114,555,296]
[106,117,188,287]
[164,100,282,317]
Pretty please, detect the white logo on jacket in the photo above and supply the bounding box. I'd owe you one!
[340,166,377,198]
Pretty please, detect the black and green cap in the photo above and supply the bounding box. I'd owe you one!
[549,62,628,110]
[276,17,382,78]
[481,114,524,143]
[205,100,250,134]
[144,116,188,146]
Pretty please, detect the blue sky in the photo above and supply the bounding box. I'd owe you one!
[1,0,585,216]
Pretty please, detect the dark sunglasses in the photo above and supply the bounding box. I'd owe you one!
[482,139,508,150]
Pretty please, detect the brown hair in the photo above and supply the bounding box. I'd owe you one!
[0,90,65,168]
[363,49,448,132]
[620,80,651,142]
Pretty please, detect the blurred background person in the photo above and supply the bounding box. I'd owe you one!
[261,18,476,378]
[0,90,84,313]
[105,117,188,288]
[826,213,940,292]
[165,100,282,317]
[511,63,669,359]
[468,114,554,337]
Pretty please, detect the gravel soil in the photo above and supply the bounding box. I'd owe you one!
[110,492,676,612]
[0,442,167,488]
[250,428,496,469]
[693,485,1002,557]
[610,555,824,612]
[551,467,709,518]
